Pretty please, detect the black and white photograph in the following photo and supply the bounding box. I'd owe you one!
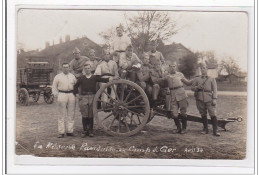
[14,8,249,161]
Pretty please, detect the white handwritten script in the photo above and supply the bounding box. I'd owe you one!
[33,141,203,153]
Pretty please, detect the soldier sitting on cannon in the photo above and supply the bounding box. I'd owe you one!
[118,44,142,82]
[94,49,119,108]
[136,53,151,91]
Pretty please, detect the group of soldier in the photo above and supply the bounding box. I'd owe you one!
[52,25,220,138]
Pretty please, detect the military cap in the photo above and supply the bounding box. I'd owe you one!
[89,49,95,55]
[73,47,80,54]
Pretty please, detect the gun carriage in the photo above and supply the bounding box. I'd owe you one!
[17,62,54,106]
[93,71,242,137]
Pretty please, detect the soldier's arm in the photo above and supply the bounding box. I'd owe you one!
[179,73,193,86]
[52,75,59,97]
[160,52,166,65]
[69,60,76,76]
[181,78,194,86]
[191,78,199,91]
[113,62,119,77]
[212,78,218,99]
[94,64,102,75]
[73,77,82,95]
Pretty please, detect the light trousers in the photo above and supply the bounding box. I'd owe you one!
[57,93,76,134]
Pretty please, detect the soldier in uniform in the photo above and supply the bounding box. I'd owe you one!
[69,47,89,78]
[136,53,151,91]
[87,49,102,73]
[191,63,220,136]
[148,55,164,101]
[94,49,119,107]
[148,40,166,66]
[162,61,191,134]
[118,44,142,81]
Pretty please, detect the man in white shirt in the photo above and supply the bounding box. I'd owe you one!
[94,49,119,107]
[111,25,132,63]
[52,63,77,138]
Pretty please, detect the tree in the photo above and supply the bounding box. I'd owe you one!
[220,57,241,83]
[124,11,179,56]
[178,53,198,79]
[195,50,218,68]
[99,11,180,57]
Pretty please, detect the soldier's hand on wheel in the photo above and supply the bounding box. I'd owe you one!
[212,99,217,106]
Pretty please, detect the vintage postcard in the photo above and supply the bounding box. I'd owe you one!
[15,8,249,160]
[4,2,255,174]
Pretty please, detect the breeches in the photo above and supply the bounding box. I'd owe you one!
[196,100,216,117]
[57,93,76,134]
[79,95,95,118]
[170,98,188,118]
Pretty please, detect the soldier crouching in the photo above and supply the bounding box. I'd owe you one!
[192,63,220,136]
[73,62,115,137]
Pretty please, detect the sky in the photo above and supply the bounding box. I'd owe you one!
[17,9,248,71]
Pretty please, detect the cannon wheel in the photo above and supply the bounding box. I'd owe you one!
[44,88,54,104]
[18,88,29,106]
[93,79,150,137]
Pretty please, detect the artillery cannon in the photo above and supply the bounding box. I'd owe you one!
[93,79,243,137]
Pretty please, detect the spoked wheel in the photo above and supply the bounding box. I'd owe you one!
[93,79,150,137]
[18,88,29,106]
[44,88,54,104]
[32,93,40,102]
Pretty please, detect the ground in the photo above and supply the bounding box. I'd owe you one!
[16,95,247,159]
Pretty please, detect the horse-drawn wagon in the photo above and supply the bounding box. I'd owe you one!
[17,62,54,106]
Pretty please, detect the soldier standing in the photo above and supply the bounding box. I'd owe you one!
[191,63,220,136]
[52,63,77,138]
[69,47,89,78]
[163,61,191,134]
[111,25,132,63]
[74,62,115,137]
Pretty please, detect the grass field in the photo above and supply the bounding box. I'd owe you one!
[15,94,247,159]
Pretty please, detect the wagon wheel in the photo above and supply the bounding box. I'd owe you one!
[44,89,54,104]
[32,93,40,102]
[18,88,29,106]
[93,79,150,137]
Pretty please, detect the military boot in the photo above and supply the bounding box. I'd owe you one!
[88,118,94,137]
[172,118,182,134]
[201,115,209,134]
[81,117,88,138]
[181,114,187,134]
[211,116,220,136]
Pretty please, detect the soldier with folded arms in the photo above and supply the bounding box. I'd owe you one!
[191,63,220,136]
